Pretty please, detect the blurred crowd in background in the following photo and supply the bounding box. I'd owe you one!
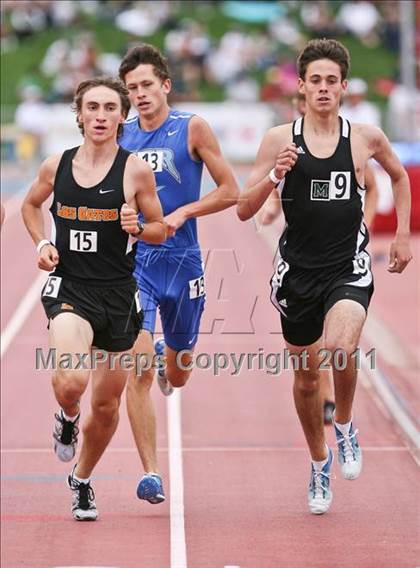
[1,0,419,152]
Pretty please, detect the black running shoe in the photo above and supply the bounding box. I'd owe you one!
[67,465,98,521]
[53,410,79,462]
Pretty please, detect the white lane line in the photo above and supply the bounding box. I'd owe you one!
[1,271,46,358]
[167,388,187,568]
[1,446,410,454]
[363,313,419,369]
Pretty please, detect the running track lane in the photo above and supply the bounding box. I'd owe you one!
[1,204,419,566]
[182,208,419,568]
[1,204,171,567]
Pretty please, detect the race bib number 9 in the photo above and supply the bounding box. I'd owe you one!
[70,230,97,252]
[311,171,351,201]
[139,150,164,172]
[330,171,351,200]
[189,276,205,299]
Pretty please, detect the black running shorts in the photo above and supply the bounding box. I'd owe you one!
[41,275,143,352]
[270,250,374,346]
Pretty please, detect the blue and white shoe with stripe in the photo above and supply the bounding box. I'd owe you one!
[154,337,174,396]
[308,447,334,515]
[334,421,362,480]
[137,473,165,504]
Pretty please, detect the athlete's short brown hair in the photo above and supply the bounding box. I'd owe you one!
[72,76,130,138]
[119,43,170,83]
[297,39,350,80]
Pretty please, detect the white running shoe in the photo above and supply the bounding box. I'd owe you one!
[308,447,334,515]
[67,465,98,521]
[53,410,79,462]
[334,422,362,480]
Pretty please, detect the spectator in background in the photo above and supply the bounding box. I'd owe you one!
[299,1,338,39]
[226,72,259,103]
[164,20,210,102]
[41,32,100,102]
[387,83,420,142]
[380,0,400,53]
[336,1,381,46]
[15,84,49,162]
[340,78,381,127]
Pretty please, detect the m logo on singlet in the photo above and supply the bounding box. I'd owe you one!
[311,171,351,201]
[138,148,181,183]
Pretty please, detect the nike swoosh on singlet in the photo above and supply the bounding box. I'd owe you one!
[167,130,179,136]
[156,185,165,192]
[99,189,115,194]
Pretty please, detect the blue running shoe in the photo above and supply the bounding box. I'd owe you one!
[154,337,174,396]
[137,473,165,504]
[308,447,334,515]
[334,421,362,480]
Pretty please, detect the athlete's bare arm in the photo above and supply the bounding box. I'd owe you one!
[163,116,239,237]
[237,124,297,221]
[363,125,412,273]
[21,154,61,271]
[363,163,378,229]
[120,155,166,244]
[258,189,282,226]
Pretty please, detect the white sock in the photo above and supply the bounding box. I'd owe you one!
[61,409,79,422]
[334,417,352,436]
[73,472,90,484]
[312,445,329,471]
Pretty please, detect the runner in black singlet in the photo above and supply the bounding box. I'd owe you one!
[22,76,166,521]
[238,39,412,515]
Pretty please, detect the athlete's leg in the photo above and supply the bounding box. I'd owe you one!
[319,365,335,425]
[286,338,327,461]
[75,351,129,478]
[165,345,194,388]
[50,312,93,417]
[159,254,205,389]
[319,368,334,402]
[126,330,159,473]
[324,299,366,424]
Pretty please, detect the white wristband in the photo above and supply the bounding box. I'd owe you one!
[36,239,51,254]
[268,168,282,186]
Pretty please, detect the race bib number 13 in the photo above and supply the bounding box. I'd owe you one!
[189,276,205,299]
[139,150,164,172]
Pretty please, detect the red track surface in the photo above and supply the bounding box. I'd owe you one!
[1,199,419,568]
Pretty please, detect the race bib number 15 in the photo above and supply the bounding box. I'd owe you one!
[42,275,62,298]
[70,230,97,252]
